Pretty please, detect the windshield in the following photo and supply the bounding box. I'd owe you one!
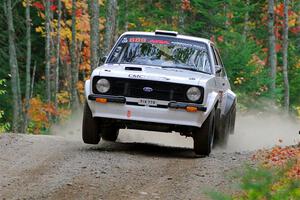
[107,35,212,74]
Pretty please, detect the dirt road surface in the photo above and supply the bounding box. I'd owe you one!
[0,133,252,200]
[0,112,298,200]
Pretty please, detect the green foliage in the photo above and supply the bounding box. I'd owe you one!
[217,32,270,108]
[206,190,232,200]
[287,36,300,115]
[207,163,300,200]
[240,164,300,200]
[1,0,300,130]
[0,79,6,95]
[119,0,184,32]
[0,79,10,133]
[188,0,228,37]
[185,0,277,109]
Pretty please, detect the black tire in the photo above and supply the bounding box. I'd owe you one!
[82,102,101,144]
[101,127,119,142]
[229,107,236,134]
[214,114,230,147]
[193,108,215,156]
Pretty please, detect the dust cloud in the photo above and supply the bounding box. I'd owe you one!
[52,109,300,152]
[51,110,83,141]
[226,112,300,152]
[119,111,300,152]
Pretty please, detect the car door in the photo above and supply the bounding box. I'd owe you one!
[211,45,230,115]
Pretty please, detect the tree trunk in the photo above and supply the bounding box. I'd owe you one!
[45,0,51,105]
[24,0,31,133]
[71,0,79,109]
[179,10,185,33]
[115,4,119,43]
[89,0,99,70]
[282,0,290,112]
[124,0,128,31]
[30,61,37,99]
[268,0,277,96]
[242,0,250,42]
[104,0,118,55]
[54,0,62,113]
[5,0,22,133]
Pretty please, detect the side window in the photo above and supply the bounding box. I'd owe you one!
[211,45,226,77]
[215,48,227,77]
[215,48,223,68]
[211,45,219,66]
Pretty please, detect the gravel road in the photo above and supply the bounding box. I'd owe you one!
[0,132,252,200]
[0,112,298,200]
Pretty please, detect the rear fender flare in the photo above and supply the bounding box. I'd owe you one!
[223,90,236,117]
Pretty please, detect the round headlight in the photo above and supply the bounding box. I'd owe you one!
[96,78,110,93]
[186,87,201,102]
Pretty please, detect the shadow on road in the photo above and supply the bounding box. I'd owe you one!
[85,141,203,159]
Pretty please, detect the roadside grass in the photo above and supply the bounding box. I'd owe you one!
[207,144,300,200]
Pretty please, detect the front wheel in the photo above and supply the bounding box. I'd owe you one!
[193,108,215,156]
[82,102,101,144]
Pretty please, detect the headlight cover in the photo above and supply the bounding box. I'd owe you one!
[96,78,110,93]
[186,87,201,102]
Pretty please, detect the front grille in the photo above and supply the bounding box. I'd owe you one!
[92,76,204,104]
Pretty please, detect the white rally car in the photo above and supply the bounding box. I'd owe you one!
[83,30,236,156]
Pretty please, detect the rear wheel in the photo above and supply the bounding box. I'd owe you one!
[229,107,236,134]
[82,102,101,144]
[101,127,119,142]
[193,108,215,156]
[215,114,230,147]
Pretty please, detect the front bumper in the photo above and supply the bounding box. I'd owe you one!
[88,94,207,111]
[88,94,208,128]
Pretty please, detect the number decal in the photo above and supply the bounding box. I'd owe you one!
[129,38,147,43]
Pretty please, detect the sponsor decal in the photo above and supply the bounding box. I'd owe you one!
[171,41,206,50]
[128,74,145,79]
[123,37,206,51]
[127,37,170,45]
[127,110,132,118]
[148,39,170,45]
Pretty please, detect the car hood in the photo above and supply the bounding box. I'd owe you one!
[92,64,214,87]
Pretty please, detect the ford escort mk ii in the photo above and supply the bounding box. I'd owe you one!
[82,30,236,156]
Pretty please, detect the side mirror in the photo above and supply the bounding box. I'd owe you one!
[101,56,107,63]
[215,65,222,74]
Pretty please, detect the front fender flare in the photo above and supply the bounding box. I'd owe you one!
[84,79,91,100]
[204,91,219,121]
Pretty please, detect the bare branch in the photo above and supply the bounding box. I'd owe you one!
[12,0,21,10]
[3,1,7,16]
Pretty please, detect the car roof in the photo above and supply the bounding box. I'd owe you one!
[120,31,213,45]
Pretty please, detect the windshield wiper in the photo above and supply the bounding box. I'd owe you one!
[161,66,211,74]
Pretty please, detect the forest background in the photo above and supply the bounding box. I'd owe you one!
[0,0,299,134]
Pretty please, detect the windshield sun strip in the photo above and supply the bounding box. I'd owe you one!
[106,35,212,74]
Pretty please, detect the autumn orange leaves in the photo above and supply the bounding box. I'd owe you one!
[253,144,300,178]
